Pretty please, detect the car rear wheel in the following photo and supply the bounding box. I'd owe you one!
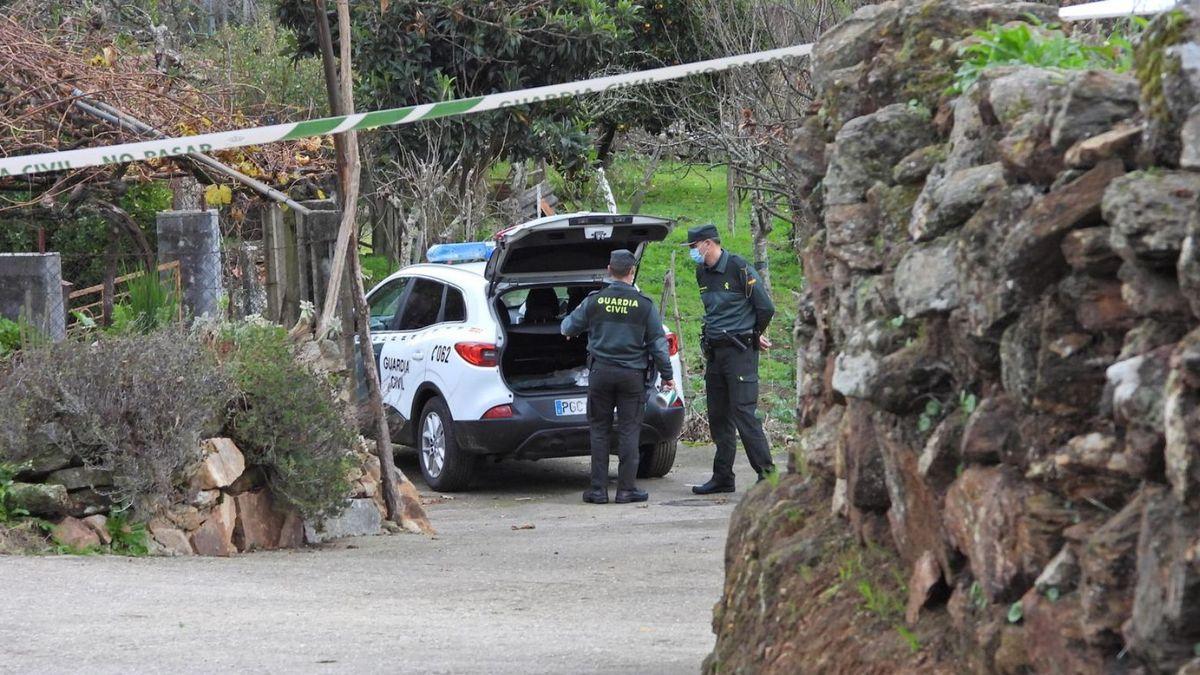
[419,396,474,492]
[637,441,677,479]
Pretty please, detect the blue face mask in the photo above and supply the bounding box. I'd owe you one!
[690,246,704,265]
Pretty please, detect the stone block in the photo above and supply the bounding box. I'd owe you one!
[157,209,222,318]
[191,438,246,491]
[303,499,383,544]
[0,252,65,340]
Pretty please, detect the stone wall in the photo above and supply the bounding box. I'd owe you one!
[713,1,1200,672]
[9,435,394,555]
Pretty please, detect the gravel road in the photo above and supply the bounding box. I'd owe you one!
[0,444,766,674]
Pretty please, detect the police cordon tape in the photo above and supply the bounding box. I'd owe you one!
[0,43,814,179]
[0,0,1177,179]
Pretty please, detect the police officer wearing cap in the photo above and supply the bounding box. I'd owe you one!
[561,249,675,504]
[684,224,777,494]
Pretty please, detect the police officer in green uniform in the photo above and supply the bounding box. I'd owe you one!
[561,250,675,504]
[685,224,777,494]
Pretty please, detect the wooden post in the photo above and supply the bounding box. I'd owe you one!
[311,0,430,532]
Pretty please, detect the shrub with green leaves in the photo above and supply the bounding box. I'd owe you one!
[221,322,354,520]
[0,330,232,511]
[109,268,181,334]
[0,318,20,358]
[0,463,29,523]
[952,19,1142,94]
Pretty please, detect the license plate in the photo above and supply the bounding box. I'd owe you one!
[554,398,587,416]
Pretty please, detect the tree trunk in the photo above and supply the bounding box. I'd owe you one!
[312,0,432,532]
[750,191,772,293]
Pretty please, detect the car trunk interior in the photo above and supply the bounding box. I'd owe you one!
[496,283,601,393]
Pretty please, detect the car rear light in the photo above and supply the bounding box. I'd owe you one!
[482,404,514,419]
[666,332,680,356]
[455,342,498,367]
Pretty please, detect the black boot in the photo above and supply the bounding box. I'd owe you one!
[615,488,648,503]
[692,478,736,495]
[582,489,609,504]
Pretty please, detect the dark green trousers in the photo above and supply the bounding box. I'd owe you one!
[705,345,773,482]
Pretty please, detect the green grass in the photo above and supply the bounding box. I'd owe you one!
[616,162,802,419]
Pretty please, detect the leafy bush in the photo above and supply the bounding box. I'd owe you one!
[110,269,181,334]
[0,463,28,523]
[220,322,354,520]
[0,331,232,511]
[106,509,150,556]
[952,19,1142,93]
[0,318,21,358]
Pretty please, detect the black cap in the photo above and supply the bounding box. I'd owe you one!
[684,223,720,246]
[609,249,637,272]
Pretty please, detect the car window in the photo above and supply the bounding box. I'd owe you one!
[368,277,410,330]
[397,278,444,331]
[443,286,466,322]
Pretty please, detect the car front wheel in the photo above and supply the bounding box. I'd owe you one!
[418,396,475,491]
[637,441,677,479]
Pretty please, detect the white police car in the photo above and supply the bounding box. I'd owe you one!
[365,213,686,491]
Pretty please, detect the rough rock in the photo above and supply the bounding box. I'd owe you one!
[191,437,246,491]
[278,510,306,548]
[825,104,937,206]
[1182,104,1200,169]
[835,400,888,511]
[6,482,70,517]
[956,185,1041,336]
[1126,489,1200,671]
[44,466,113,491]
[65,489,111,518]
[866,339,955,416]
[1165,329,1200,506]
[905,550,944,626]
[1064,123,1142,169]
[1034,546,1080,595]
[960,395,1020,465]
[908,162,1006,242]
[1134,13,1200,165]
[8,423,75,477]
[1103,170,1200,267]
[1031,432,1146,506]
[1000,159,1125,300]
[165,504,204,532]
[894,237,959,318]
[81,514,111,545]
[875,410,949,571]
[1049,70,1140,151]
[51,516,101,550]
[1119,318,1190,360]
[1022,591,1109,674]
[225,465,266,495]
[1058,274,1134,333]
[794,405,843,480]
[1120,261,1190,319]
[191,489,220,509]
[811,2,895,89]
[148,520,193,556]
[233,489,285,552]
[918,413,964,491]
[988,67,1075,184]
[943,466,1071,602]
[1179,210,1200,320]
[892,144,945,185]
[1077,489,1145,647]
[1060,227,1121,276]
[190,495,237,557]
[1107,345,1172,430]
[303,499,383,544]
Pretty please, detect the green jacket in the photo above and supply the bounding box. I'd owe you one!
[696,251,775,335]
[561,281,673,379]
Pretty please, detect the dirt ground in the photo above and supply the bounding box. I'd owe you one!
[0,444,772,674]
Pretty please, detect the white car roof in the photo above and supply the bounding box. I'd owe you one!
[372,261,487,293]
